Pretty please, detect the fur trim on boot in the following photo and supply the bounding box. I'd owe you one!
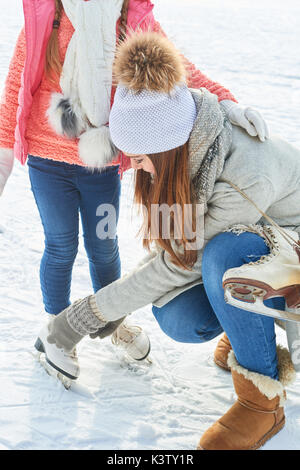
[78,126,119,169]
[198,346,296,450]
[227,345,296,406]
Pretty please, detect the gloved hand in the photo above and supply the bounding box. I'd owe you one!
[89,316,125,339]
[220,100,269,142]
[0,148,14,195]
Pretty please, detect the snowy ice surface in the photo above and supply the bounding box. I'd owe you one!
[0,0,300,451]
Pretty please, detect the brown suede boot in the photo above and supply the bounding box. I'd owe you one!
[214,333,232,371]
[198,346,296,450]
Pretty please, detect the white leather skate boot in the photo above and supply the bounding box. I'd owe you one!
[35,296,108,380]
[223,226,300,323]
[111,320,151,362]
[35,322,80,380]
[88,316,151,362]
[40,313,79,375]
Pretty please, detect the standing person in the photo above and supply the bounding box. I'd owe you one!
[0,1,268,362]
[36,32,300,450]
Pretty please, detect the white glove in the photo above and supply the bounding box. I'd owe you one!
[0,148,14,196]
[221,100,270,142]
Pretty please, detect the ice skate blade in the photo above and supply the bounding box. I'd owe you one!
[223,279,300,309]
[30,351,94,397]
[130,353,153,365]
[122,351,153,367]
[38,354,73,390]
[224,288,300,323]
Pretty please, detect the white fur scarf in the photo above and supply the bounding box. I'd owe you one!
[47,0,123,168]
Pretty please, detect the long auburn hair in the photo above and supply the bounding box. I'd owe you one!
[134,142,199,270]
[45,0,130,80]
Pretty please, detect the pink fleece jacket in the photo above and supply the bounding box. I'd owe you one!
[0,0,236,173]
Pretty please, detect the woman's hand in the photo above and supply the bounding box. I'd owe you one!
[221,100,269,142]
[0,148,14,195]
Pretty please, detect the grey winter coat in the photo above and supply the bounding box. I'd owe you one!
[95,91,300,321]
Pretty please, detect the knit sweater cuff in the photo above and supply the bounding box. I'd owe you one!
[220,99,236,114]
[89,295,108,323]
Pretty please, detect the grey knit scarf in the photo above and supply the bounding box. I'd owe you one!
[188,88,232,211]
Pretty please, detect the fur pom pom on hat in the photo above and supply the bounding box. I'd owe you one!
[113,31,186,93]
[110,32,197,155]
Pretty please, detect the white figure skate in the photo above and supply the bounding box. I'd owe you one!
[111,320,152,363]
[223,226,300,323]
[35,323,80,378]
[35,316,151,386]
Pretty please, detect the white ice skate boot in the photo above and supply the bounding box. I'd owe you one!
[35,296,108,381]
[111,320,151,362]
[223,226,300,323]
[35,322,80,380]
[43,313,79,372]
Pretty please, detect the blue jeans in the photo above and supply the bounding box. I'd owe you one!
[27,155,121,315]
[153,231,285,379]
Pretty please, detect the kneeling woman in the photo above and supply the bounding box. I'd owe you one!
[37,33,300,450]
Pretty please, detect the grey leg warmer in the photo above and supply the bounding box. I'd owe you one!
[47,295,108,352]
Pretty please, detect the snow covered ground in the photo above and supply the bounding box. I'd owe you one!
[0,0,300,451]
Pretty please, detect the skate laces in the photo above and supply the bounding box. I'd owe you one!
[111,322,141,346]
[70,348,77,359]
[247,227,280,266]
[58,347,77,360]
[221,178,300,252]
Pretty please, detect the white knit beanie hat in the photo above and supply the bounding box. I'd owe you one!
[109,32,197,155]
[110,85,196,154]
